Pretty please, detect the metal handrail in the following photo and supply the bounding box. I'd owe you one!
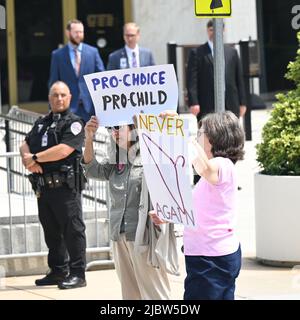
[0,151,110,256]
[0,109,113,272]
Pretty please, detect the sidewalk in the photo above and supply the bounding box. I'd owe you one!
[1,109,300,300]
[1,250,300,300]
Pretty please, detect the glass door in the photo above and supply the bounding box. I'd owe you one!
[77,0,125,67]
[15,0,62,109]
[258,0,298,93]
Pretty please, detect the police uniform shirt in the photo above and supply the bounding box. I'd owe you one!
[25,109,84,173]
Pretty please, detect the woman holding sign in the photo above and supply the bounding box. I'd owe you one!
[82,114,179,300]
[151,111,245,300]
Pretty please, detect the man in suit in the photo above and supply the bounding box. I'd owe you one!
[107,22,155,70]
[186,20,247,121]
[49,19,105,123]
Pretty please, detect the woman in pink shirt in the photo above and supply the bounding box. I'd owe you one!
[184,111,245,300]
[151,111,245,300]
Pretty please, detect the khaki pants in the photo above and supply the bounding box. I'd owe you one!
[112,234,171,300]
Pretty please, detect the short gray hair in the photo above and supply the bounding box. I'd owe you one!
[49,81,70,95]
[199,111,245,163]
[123,22,140,33]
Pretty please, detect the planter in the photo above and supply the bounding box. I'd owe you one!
[254,173,300,267]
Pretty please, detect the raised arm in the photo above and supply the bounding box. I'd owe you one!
[83,116,98,164]
[190,139,219,185]
[83,116,113,180]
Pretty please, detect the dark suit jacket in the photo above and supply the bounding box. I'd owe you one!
[49,43,105,123]
[106,47,155,70]
[186,42,246,119]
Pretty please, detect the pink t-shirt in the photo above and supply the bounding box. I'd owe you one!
[184,157,239,256]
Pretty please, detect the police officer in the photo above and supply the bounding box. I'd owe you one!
[20,81,87,289]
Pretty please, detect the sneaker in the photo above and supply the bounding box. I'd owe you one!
[35,272,67,286]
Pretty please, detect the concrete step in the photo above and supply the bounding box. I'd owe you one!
[0,247,114,277]
[0,217,109,255]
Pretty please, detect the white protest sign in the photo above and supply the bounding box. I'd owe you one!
[84,64,178,127]
[138,114,195,228]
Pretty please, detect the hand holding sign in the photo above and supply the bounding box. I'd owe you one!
[85,116,99,140]
[158,110,179,118]
[149,210,168,225]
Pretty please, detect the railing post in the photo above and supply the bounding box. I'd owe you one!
[4,119,13,192]
[4,119,11,153]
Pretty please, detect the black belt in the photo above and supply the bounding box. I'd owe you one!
[41,172,67,189]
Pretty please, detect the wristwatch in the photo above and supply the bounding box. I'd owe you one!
[32,154,38,161]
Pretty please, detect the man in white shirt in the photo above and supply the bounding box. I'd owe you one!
[186,20,247,120]
[187,20,247,185]
[107,22,155,70]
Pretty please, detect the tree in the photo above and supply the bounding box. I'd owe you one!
[256,32,300,175]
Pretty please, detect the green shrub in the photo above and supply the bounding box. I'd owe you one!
[256,32,300,175]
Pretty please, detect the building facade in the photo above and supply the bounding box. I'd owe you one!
[0,0,299,112]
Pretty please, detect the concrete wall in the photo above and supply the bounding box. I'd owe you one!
[224,0,257,44]
[0,209,109,255]
[132,0,258,64]
[0,208,111,276]
[0,250,112,277]
[131,0,259,98]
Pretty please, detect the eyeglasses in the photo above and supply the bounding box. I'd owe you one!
[124,33,137,38]
[197,128,206,137]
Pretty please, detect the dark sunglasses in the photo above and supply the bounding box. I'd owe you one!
[107,126,120,131]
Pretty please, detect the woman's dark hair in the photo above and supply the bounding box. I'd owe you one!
[128,123,138,146]
[114,124,139,165]
[199,111,245,164]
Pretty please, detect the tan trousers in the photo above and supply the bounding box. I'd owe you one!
[112,234,171,300]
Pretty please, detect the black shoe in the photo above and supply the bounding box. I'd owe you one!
[35,272,67,286]
[58,275,86,289]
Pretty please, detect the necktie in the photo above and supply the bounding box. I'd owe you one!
[132,51,137,68]
[74,48,81,76]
